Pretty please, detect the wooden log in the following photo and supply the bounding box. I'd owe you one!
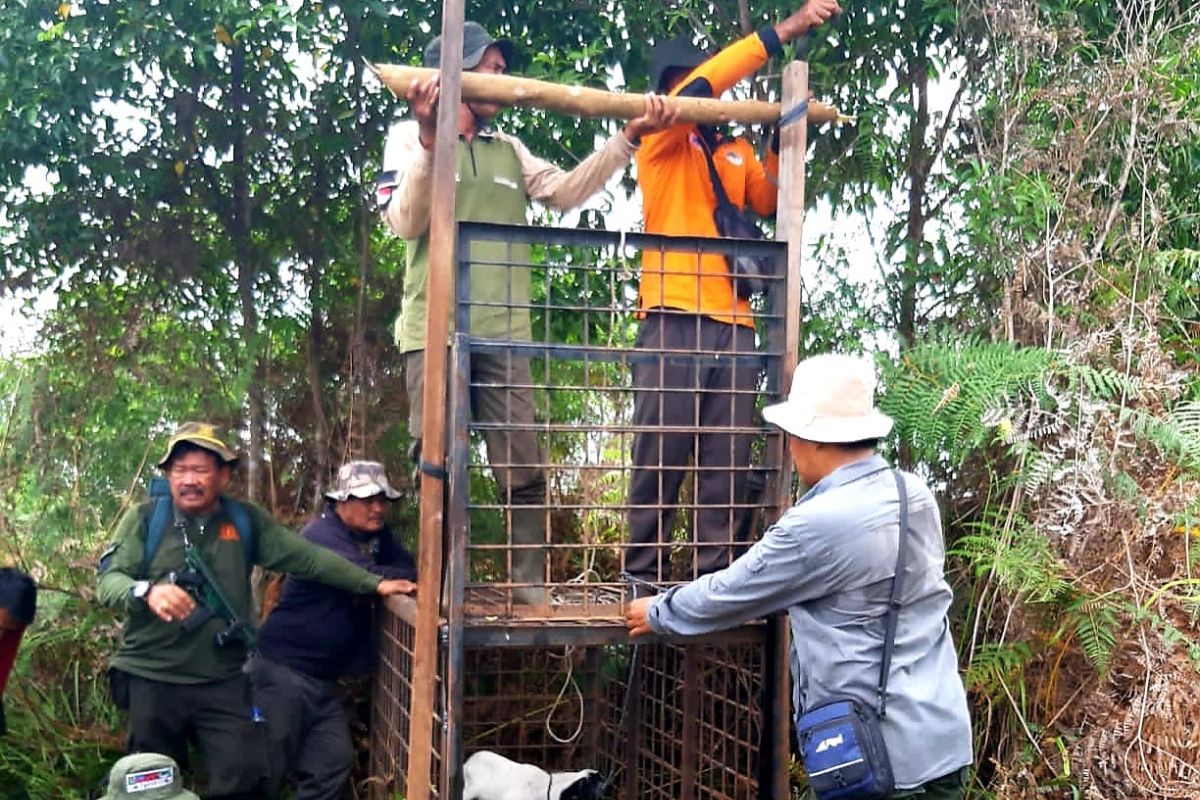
[370,62,841,126]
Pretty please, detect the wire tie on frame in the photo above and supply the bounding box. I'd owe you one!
[418,460,449,481]
[778,100,808,128]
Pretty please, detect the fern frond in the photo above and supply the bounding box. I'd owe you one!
[965,641,1035,699]
[949,513,1068,602]
[1122,401,1200,474]
[1062,595,1120,676]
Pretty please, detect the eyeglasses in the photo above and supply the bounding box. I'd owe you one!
[168,464,216,479]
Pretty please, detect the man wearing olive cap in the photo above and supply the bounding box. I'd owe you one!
[98,423,416,799]
[377,21,676,605]
[254,461,416,799]
[101,752,199,800]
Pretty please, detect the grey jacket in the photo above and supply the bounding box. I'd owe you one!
[646,454,972,788]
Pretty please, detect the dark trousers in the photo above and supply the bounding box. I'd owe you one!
[405,349,549,600]
[125,673,266,799]
[404,349,546,504]
[252,657,353,800]
[626,311,758,580]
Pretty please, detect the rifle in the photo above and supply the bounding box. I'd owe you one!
[169,520,257,649]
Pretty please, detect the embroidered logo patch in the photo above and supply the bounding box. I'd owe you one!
[218,522,240,542]
[125,766,175,792]
[724,151,744,166]
[815,733,845,753]
[375,169,398,210]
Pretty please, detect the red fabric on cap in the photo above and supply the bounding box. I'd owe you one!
[0,627,26,697]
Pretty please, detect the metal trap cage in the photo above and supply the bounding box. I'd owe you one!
[370,221,796,799]
[445,222,792,620]
[371,601,788,800]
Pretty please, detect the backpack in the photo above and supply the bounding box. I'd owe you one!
[141,477,255,576]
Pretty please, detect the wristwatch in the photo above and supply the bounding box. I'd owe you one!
[130,580,152,603]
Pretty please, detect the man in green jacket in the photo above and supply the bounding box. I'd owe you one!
[98,422,415,799]
[378,22,674,606]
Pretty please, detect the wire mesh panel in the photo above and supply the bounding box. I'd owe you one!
[437,634,769,800]
[369,599,445,800]
[376,221,792,800]
[449,222,789,617]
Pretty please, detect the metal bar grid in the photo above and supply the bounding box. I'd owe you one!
[595,639,767,800]
[370,637,770,800]
[451,222,789,616]
[369,600,446,800]
[371,220,789,797]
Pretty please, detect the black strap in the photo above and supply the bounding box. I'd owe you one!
[698,138,737,212]
[877,469,910,718]
[418,460,449,481]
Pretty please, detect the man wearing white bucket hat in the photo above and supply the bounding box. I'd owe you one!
[625,354,972,798]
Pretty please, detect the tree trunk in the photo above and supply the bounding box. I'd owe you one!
[229,43,263,502]
[900,38,930,348]
[348,14,372,460]
[306,260,331,513]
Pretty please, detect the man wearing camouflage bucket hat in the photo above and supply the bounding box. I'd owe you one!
[254,461,416,799]
[98,425,416,799]
[101,752,199,800]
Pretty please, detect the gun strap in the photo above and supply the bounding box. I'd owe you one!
[177,520,258,641]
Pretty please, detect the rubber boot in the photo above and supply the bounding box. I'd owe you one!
[510,506,548,606]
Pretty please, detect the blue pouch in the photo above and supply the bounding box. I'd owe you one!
[796,698,893,799]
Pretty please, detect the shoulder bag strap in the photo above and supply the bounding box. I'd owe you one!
[877,469,911,717]
[698,138,735,210]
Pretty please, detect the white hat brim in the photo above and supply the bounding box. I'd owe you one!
[762,401,894,443]
[325,484,402,502]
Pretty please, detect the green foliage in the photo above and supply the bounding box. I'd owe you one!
[0,597,124,799]
[951,514,1068,602]
[880,337,1060,467]
[1122,401,1200,473]
[1061,594,1119,676]
[964,641,1035,702]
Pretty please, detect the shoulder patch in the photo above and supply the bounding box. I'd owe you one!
[375,169,398,210]
[98,542,120,573]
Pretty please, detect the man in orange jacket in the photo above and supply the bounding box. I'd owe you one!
[627,0,841,583]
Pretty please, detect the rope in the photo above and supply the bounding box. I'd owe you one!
[544,644,585,744]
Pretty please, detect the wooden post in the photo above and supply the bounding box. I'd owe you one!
[406,3,464,799]
[777,60,808,380]
[771,59,809,800]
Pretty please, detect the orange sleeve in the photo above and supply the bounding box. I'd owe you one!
[679,32,772,101]
[639,31,775,166]
[745,142,779,217]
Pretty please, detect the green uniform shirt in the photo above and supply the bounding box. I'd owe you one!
[97,499,382,684]
[394,131,533,353]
